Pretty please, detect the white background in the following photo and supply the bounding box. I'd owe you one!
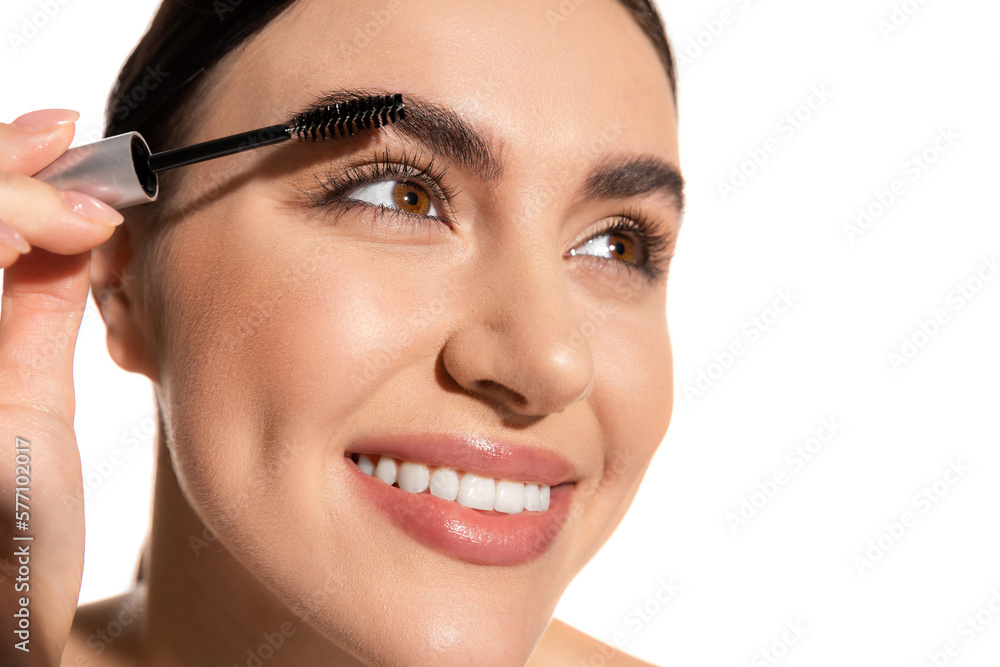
[2,1,999,665]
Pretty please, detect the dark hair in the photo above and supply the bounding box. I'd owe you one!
[105,0,677,149]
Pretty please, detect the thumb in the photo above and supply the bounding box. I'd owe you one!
[0,109,79,176]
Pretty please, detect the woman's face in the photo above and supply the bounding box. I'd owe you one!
[140,0,680,662]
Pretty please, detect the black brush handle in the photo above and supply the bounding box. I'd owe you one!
[147,123,290,173]
[33,94,405,210]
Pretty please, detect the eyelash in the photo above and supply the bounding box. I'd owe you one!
[306,147,458,226]
[591,207,675,283]
[303,149,674,282]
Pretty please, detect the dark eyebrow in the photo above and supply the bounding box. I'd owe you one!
[295,89,684,216]
[299,88,503,181]
[582,156,686,217]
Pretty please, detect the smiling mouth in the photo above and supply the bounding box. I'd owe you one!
[349,452,551,514]
[341,432,578,565]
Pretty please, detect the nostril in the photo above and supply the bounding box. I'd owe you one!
[476,379,527,407]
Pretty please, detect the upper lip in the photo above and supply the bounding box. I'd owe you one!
[345,432,578,487]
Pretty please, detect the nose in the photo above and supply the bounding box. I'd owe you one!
[440,227,595,418]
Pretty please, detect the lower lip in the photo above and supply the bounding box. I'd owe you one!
[346,460,574,566]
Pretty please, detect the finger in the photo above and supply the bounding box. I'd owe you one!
[0,109,79,176]
[0,173,123,261]
[0,218,30,268]
[0,247,91,425]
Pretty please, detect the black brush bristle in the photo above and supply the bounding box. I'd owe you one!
[288,94,405,141]
[145,94,406,174]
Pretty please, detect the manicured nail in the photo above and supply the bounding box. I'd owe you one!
[0,218,31,254]
[62,191,124,227]
[12,109,80,133]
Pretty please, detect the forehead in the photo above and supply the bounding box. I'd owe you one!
[199,0,678,168]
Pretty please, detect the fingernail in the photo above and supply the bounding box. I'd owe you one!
[12,109,80,133]
[0,218,31,254]
[62,191,124,227]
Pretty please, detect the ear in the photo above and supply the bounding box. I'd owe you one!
[90,223,160,384]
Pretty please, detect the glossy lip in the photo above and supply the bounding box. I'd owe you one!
[343,433,580,565]
[345,432,578,486]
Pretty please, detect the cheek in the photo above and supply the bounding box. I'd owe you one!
[154,212,464,525]
[596,294,673,440]
[584,303,672,527]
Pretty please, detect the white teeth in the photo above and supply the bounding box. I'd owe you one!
[397,461,430,494]
[523,483,542,511]
[495,480,525,514]
[430,467,459,501]
[353,454,551,512]
[458,473,496,510]
[357,454,375,476]
[374,456,398,485]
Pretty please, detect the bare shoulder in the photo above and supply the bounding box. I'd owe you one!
[61,588,144,667]
[529,618,658,666]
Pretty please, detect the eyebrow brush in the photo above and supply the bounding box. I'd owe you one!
[33,93,406,210]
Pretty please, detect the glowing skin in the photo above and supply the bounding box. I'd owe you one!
[68,0,681,664]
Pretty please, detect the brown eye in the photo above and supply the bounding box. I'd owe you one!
[340,178,443,219]
[606,232,636,264]
[392,180,432,215]
[571,213,670,282]
[571,223,650,271]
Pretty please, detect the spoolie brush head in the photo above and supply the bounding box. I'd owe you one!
[288,93,406,141]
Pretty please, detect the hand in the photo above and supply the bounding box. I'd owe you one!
[0,109,124,666]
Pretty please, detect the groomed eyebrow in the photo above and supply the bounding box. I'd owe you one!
[296,88,684,216]
[301,88,503,181]
[583,156,685,218]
